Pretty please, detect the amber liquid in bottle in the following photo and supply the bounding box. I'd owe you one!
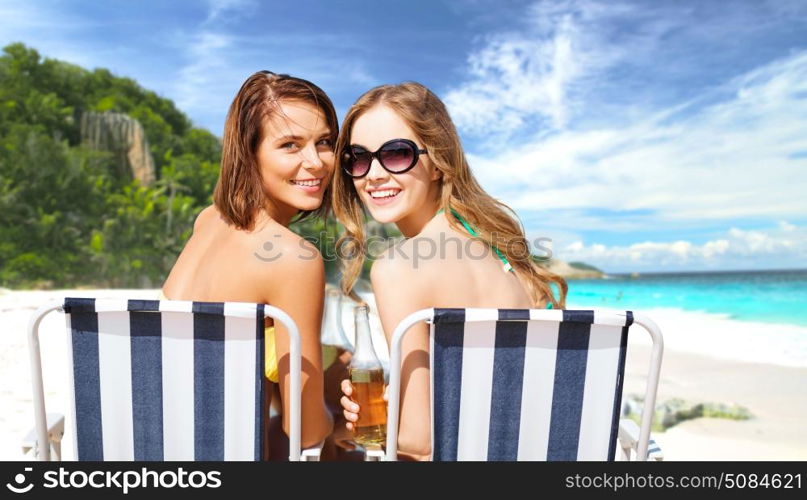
[349,305,387,448]
[350,366,387,446]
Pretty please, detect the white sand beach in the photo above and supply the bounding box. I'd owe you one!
[1,289,805,460]
[624,345,807,460]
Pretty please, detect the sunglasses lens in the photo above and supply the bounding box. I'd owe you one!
[379,141,416,172]
[346,148,371,177]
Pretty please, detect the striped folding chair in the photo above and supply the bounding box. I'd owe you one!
[27,297,306,461]
[385,308,664,461]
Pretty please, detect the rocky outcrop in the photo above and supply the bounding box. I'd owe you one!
[80,111,155,185]
[622,395,752,431]
[541,259,605,279]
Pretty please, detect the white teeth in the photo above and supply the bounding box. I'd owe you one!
[369,189,400,199]
[292,179,321,187]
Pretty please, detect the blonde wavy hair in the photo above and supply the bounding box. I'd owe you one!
[332,82,567,309]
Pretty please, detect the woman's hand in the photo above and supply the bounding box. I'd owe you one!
[339,379,388,433]
[340,379,360,432]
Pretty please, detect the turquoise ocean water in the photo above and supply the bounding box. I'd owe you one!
[566,269,807,327]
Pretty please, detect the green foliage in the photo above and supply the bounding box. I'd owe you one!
[291,214,345,281]
[0,43,221,288]
[289,214,400,284]
[89,181,197,287]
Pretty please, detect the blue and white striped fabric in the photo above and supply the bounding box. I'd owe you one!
[429,308,631,461]
[63,297,265,461]
[647,438,663,460]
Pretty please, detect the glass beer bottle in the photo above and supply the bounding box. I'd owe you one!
[349,305,386,446]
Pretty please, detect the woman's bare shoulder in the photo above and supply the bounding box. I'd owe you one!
[377,228,467,273]
[249,223,325,305]
[193,205,220,232]
[247,222,325,290]
[253,222,322,261]
[370,237,437,294]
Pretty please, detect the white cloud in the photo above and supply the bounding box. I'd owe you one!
[170,1,261,118]
[444,25,575,134]
[466,49,807,224]
[780,221,796,232]
[443,0,696,140]
[173,31,237,114]
[204,0,257,23]
[446,0,807,144]
[170,2,379,132]
[444,0,630,136]
[558,222,807,271]
[447,0,807,231]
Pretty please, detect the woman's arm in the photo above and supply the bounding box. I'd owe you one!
[266,236,333,449]
[369,255,432,460]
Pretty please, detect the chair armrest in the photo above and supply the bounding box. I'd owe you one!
[618,419,663,461]
[364,445,385,461]
[22,413,65,460]
[300,441,324,461]
[618,418,640,450]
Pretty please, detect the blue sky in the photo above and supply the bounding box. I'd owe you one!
[2,0,806,272]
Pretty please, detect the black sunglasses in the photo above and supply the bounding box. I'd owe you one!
[342,138,428,178]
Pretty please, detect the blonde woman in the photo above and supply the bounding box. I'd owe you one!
[161,71,336,457]
[333,82,567,460]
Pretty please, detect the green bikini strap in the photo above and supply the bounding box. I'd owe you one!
[437,208,514,273]
[436,208,555,309]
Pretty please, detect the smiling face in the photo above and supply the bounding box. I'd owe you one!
[257,99,334,225]
[349,104,441,236]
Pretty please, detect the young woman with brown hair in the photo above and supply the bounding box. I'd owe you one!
[161,71,336,456]
[333,82,567,460]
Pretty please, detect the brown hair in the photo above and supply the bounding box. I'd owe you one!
[332,82,567,308]
[213,71,338,230]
